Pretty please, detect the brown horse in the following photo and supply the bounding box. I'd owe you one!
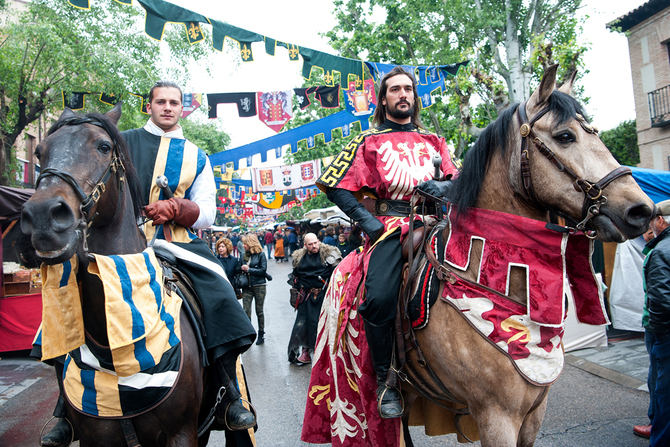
[303,65,654,447]
[19,105,210,446]
[400,65,654,446]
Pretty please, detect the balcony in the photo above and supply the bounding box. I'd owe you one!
[648,85,670,127]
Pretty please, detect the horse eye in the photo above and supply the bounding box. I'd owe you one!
[553,131,575,144]
[97,142,112,154]
[34,149,41,161]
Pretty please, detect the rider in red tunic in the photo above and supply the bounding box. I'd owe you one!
[317,67,458,418]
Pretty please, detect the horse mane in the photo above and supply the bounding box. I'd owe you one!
[451,90,589,212]
[48,112,144,220]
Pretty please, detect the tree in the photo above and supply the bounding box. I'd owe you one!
[0,0,210,185]
[600,120,639,166]
[325,0,588,157]
[181,117,231,155]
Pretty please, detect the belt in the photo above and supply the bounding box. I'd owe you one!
[374,199,439,217]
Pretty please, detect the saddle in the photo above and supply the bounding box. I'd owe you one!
[152,244,208,366]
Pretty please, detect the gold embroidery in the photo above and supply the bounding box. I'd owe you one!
[319,127,391,187]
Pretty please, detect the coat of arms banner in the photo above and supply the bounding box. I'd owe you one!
[251,160,321,192]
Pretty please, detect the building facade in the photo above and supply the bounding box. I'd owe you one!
[610,0,670,170]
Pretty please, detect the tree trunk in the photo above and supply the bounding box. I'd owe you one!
[504,0,528,103]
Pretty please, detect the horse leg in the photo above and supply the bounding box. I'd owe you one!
[401,392,418,447]
[474,409,521,447]
[517,393,548,447]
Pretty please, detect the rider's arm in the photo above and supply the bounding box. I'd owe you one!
[326,188,384,242]
[187,157,216,229]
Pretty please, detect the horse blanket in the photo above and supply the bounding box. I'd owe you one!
[436,206,608,384]
[38,249,182,417]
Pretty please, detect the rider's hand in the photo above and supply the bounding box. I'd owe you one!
[145,198,200,227]
[145,199,176,225]
[416,179,453,199]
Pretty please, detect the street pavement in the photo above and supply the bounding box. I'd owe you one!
[0,255,652,446]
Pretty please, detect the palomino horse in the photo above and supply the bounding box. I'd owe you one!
[402,66,654,445]
[19,105,211,446]
[303,65,654,447]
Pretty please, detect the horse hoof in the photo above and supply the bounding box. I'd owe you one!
[41,418,73,447]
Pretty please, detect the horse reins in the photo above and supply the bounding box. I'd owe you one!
[517,102,631,237]
[35,117,126,227]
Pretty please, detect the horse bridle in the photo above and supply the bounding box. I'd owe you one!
[517,102,631,237]
[35,117,125,227]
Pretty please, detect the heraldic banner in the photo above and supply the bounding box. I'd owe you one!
[251,160,321,192]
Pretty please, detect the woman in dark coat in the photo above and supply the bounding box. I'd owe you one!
[215,237,240,282]
[240,234,268,345]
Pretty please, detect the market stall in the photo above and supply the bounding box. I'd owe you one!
[0,186,41,352]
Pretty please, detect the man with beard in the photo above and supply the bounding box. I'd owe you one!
[316,67,458,418]
[287,233,341,365]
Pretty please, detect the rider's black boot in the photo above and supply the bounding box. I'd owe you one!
[214,356,256,431]
[41,396,73,447]
[364,320,403,419]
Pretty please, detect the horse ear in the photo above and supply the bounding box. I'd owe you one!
[527,64,558,111]
[59,108,76,121]
[105,102,123,125]
[557,70,577,95]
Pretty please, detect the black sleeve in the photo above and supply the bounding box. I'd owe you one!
[326,188,384,241]
[646,248,670,324]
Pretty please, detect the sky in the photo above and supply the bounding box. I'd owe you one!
[164,0,647,151]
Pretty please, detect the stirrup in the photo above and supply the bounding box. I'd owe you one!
[377,386,404,419]
[223,397,257,431]
[40,416,74,447]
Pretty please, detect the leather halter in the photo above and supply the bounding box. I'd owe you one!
[517,101,631,236]
[35,116,125,225]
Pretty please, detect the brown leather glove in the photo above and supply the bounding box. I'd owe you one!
[144,197,200,227]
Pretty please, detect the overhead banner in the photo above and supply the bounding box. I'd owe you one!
[251,160,320,192]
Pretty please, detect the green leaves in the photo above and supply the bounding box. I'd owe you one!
[0,0,215,185]
[600,120,639,166]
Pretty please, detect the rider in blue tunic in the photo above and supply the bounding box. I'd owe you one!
[121,81,257,432]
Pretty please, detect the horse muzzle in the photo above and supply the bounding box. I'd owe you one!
[592,201,653,242]
[21,197,83,264]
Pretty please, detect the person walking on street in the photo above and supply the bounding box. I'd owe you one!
[274,232,286,262]
[288,233,341,365]
[264,229,274,259]
[240,234,268,345]
[639,200,670,446]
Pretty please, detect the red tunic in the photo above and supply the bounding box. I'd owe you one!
[318,121,458,239]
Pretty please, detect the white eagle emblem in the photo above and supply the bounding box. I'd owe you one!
[377,141,438,199]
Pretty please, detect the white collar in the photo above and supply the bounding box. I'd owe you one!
[143,119,184,139]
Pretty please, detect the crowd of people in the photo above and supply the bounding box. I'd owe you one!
[207,222,361,363]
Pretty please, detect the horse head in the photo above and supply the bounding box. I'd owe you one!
[454,64,654,242]
[20,104,143,265]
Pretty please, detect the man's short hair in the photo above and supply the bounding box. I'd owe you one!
[148,80,183,103]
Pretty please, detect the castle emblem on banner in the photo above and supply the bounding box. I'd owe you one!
[301,163,315,181]
[257,91,293,132]
[259,169,274,187]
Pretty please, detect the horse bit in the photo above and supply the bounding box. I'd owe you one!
[517,101,632,238]
[34,116,126,250]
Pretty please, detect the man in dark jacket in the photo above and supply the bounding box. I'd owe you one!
[288,233,341,365]
[641,199,670,446]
